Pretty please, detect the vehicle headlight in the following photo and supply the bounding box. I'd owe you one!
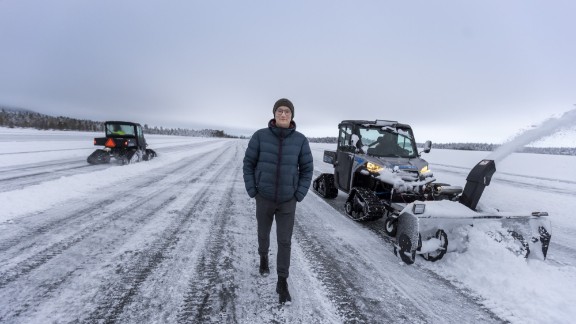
[420,165,431,174]
[366,162,383,173]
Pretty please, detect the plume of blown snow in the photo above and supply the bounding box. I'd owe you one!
[487,108,576,164]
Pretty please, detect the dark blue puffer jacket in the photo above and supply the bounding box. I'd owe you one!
[243,119,314,203]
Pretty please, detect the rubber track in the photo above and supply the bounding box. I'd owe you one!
[313,173,339,199]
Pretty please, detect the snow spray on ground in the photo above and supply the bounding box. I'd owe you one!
[486,108,576,164]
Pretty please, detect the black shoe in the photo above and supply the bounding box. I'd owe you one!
[276,276,292,304]
[259,254,270,276]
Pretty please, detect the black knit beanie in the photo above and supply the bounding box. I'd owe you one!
[273,98,294,119]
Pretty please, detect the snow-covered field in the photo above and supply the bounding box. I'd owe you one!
[1,127,575,323]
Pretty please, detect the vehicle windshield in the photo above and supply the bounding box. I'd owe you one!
[358,126,417,158]
[106,123,135,136]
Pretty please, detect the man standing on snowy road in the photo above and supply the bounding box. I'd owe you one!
[243,98,314,305]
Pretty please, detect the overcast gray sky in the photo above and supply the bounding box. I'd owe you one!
[1,0,575,145]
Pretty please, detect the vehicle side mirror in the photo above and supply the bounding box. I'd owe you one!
[422,140,432,153]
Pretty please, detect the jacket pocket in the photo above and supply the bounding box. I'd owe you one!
[256,170,262,187]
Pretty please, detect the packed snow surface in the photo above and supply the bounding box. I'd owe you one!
[1,127,575,323]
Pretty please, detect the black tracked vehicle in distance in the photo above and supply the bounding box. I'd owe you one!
[87,121,157,165]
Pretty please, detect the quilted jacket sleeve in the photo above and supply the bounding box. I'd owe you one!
[243,133,259,198]
[295,137,314,202]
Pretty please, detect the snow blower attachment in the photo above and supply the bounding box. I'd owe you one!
[87,121,157,165]
[394,159,551,264]
[312,120,551,265]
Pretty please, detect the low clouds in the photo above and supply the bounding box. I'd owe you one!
[1,1,575,144]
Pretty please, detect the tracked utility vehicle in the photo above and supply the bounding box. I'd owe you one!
[313,120,551,264]
[87,121,157,165]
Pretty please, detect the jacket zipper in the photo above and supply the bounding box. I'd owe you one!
[275,130,284,203]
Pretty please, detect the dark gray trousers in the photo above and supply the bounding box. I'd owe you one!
[255,194,297,278]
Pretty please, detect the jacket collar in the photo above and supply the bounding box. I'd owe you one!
[268,119,296,138]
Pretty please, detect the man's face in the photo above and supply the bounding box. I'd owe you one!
[275,106,292,128]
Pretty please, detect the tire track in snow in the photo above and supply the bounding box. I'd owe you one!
[83,144,240,323]
[84,201,208,323]
[0,194,179,321]
[0,198,113,254]
[0,140,220,193]
[0,140,226,254]
[0,145,234,321]
[294,206,435,323]
[0,138,230,252]
[0,161,102,192]
[176,180,238,324]
[293,220,372,323]
[112,143,245,324]
[152,139,225,154]
[0,195,173,289]
[0,148,92,156]
[0,157,84,172]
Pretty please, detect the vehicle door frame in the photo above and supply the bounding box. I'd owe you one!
[136,125,146,149]
[334,122,355,193]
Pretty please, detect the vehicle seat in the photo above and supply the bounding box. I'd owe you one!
[369,135,399,156]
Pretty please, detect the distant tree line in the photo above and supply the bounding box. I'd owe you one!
[307,136,575,156]
[0,106,238,138]
[1,107,573,154]
[0,107,103,132]
[308,137,337,144]
[431,142,576,156]
[141,124,234,138]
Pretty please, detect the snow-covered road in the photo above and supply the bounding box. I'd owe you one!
[1,128,575,323]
